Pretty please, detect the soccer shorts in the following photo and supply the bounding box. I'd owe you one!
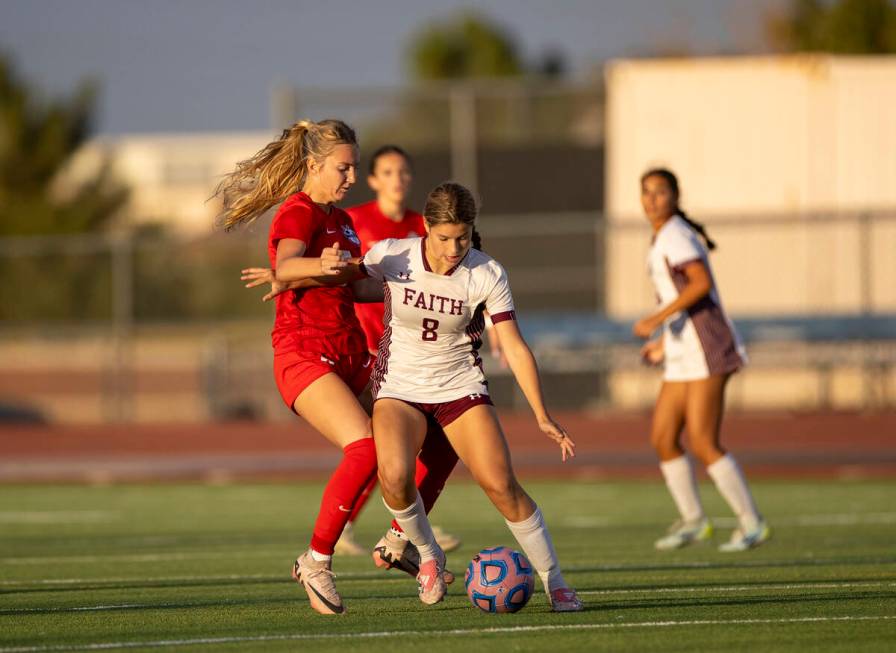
[384,393,494,428]
[274,350,374,411]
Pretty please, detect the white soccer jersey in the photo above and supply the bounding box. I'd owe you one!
[361,237,516,403]
[648,215,747,381]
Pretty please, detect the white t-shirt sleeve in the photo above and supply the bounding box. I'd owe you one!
[360,238,396,281]
[662,225,704,269]
[483,262,516,323]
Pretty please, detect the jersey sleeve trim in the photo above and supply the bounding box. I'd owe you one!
[668,257,703,273]
[490,310,516,324]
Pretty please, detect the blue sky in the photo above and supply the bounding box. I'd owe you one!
[1,0,784,134]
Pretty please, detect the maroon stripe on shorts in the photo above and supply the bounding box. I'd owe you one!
[370,282,393,398]
[665,258,744,376]
[402,394,493,428]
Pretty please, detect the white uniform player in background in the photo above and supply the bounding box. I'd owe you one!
[634,168,769,552]
[321,181,583,611]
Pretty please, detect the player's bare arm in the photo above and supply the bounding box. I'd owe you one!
[493,319,576,462]
[271,238,362,285]
[633,260,712,338]
[240,267,328,302]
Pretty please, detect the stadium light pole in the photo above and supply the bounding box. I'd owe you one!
[449,83,478,197]
[270,83,299,132]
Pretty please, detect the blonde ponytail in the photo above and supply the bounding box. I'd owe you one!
[214,119,357,230]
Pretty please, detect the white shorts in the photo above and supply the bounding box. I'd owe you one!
[662,313,745,382]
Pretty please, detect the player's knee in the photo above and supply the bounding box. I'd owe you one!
[480,476,521,511]
[651,431,681,458]
[690,441,723,466]
[377,462,414,504]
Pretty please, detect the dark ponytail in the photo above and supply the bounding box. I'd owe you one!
[678,210,716,251]
[641,167,716,251]
[472,227,483,251]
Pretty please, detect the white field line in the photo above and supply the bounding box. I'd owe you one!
[566,512,896,529]
[4,556,896,587]
[0,616,894,652]
[0,551,285,565]
[578,581,896,596]
[2,580,892,614]
[0,571,399,588]
[5,510,895,566]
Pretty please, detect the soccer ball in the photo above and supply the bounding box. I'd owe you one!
[464,546,535,613]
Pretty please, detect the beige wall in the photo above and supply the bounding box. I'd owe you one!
[604,55,896,318]
[61,131,274,235]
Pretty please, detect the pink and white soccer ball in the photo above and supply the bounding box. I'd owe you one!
[464,546,535,613]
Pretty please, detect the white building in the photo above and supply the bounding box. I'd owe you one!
[604,55,896,318]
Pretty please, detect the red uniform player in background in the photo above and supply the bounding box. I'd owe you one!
[336,145,461,556]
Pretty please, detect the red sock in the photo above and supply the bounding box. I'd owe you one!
[311,437,377,555]
[347,474,378,523]
[390,421,459,532]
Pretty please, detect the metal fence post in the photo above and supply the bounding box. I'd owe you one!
[109,230,134,422]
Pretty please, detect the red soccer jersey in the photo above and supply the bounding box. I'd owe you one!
[268,192,366,357]
[346,201,426,352]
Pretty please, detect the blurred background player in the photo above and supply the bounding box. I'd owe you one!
[634,168,770,553]
[327,181,583,611]
[336,145,460,556]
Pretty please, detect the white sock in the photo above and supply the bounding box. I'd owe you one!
[707,454,762,531]
[309,548,331,563]
[505,506,566,593]
[384,493,439,562]
[659,455,705,523]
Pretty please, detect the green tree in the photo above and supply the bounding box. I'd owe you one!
[768,0,896,53]
[0,53,127,236]
[408,12,524,80]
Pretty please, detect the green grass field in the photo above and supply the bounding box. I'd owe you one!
[1,480,894,652]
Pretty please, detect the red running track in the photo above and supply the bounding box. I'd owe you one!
[0,411,893,483]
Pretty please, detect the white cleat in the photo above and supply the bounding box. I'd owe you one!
[718,520,771,552]
[292,551,345,615]
[334,523,366,556]
[654,518,713,550]
[432,525,462,553]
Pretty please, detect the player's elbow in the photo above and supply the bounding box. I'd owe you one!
[689,276,712,299]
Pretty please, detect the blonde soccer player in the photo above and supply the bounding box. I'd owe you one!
[224,119,457,615]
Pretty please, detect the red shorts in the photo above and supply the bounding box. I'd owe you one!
[385,393,493,428]
[274,350,374,411]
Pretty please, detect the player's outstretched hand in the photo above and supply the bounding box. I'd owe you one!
[320,242,350,275]
[240,267,289,302]
[538,416,575,462]
[640,338,664,366]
